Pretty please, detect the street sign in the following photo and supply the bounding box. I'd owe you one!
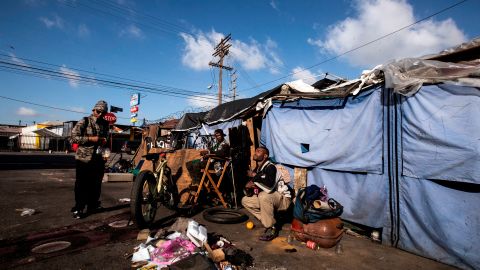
[130,117,137,123]
[130,106,139,113]
[110,105,123,113]
[130,113,138,118]
[103,112,117,124]
[130,93,140,107]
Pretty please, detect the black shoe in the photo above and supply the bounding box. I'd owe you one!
[86,205,104,214]
[72,210,84,219]
[259,227,278,241]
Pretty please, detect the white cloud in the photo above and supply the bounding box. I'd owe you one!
[270,0,279,11]
[180,30,283,74]
[120,24,144,39]
[308,0,467,67]
[186,94,217,108]
[17,107,37,116]
[39,14,64,29]
[59,65,80,87]
[78,23,90,37]
[291,67,321,85]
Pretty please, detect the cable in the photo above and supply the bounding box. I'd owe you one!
[0,59,218,103]
[0,95,131,120]
[0,53,214,97]
[238,0,468,93]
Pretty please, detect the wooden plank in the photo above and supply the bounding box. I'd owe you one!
[293,167,307,196]
[245,117,256,169]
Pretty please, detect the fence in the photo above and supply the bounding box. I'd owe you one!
[0,135,129,152]
[0,135,69,152]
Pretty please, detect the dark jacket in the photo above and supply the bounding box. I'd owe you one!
[71,115,109,163]
[253,160,278,193]
[209,139,230,158]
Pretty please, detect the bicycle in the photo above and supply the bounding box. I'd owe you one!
[130,151,178,228]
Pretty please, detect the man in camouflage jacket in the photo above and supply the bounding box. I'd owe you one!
[70,100,110,219]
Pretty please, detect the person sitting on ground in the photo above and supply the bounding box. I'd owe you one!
[186,129,230,185]
[242,146,292,241]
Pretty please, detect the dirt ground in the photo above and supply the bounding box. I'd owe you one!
[0,167,457,270]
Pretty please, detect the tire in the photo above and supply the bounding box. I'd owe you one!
[161,172,178,211]
[130,170,158,228]
[203,207,248,224]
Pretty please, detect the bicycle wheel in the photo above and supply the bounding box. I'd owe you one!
[130,170,158,228]
[161,170,178,211]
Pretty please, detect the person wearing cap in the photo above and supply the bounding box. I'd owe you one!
[200,129,230,158]
[186,129,230,185]
[242,146,292,241]
[70,100,110,219]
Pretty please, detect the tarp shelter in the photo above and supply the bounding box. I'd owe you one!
[260,38,480,269]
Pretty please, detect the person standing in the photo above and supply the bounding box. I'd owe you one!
[70,100,110,219]
[242,146,292,241]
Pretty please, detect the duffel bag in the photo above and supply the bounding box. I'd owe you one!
[293,187,343,224]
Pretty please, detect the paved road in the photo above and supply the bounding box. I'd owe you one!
[0,151,133,170]
[0,152,75,170]
[0,153,456,270]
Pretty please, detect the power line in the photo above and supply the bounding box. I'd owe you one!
[0,58,218,103]
[0,53,214,97]
[238,0,468,93]
[0,95,131,120]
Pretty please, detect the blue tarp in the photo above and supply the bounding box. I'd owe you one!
[261,86,383,174]
[398,176,479,269]
[397,83,480,269]
[401,84,480,184]
[260,83,479,269]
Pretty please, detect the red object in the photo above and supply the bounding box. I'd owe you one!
[130,106,138,113]
[306,240,318,250]
[103,112,117,124]
[72,143,79,152]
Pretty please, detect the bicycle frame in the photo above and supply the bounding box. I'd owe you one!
[152,155,168,194]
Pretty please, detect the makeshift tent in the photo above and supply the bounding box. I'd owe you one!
[260,38,480,269]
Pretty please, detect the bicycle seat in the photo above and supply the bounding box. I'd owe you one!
[143,153,161,161]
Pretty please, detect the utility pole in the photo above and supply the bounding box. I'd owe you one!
[230,70,237,101]
[209,34,232,105]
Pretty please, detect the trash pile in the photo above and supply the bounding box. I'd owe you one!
[130,217,253,270]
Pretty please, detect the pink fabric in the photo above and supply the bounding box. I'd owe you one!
[152,238,197,265]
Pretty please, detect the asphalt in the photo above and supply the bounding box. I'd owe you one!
[0,152,457,270]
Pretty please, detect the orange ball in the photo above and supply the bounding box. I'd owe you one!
[246,221,255,230]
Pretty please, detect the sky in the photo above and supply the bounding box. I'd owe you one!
[0,0,478,126]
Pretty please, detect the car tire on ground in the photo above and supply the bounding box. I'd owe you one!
[202,207,248,224]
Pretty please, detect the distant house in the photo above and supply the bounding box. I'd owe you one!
[19,121,64,150]
[0,124,23,151]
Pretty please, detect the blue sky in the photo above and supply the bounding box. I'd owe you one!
[0,0,478,126]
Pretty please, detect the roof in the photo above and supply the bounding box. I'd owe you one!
[0,126,21,136]
[159,119,179,129]
[32,128,63,138]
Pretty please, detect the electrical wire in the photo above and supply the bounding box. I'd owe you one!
[0,59,218,103]
[0,53,215,97]
[0,95,131,120]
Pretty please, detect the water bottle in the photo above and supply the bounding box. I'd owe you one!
[96,146,103,155]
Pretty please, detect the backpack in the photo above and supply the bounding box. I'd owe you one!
[293,186,343,224]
